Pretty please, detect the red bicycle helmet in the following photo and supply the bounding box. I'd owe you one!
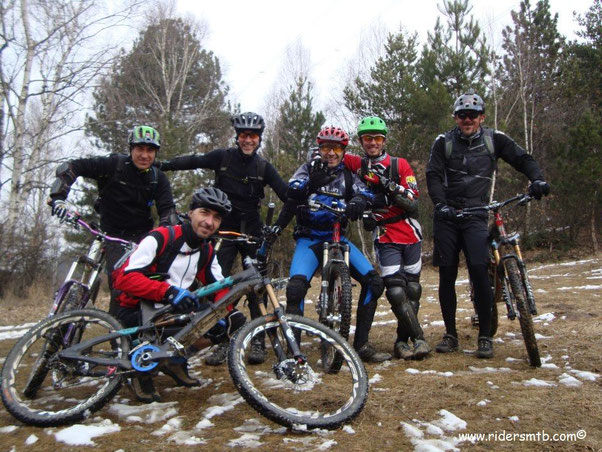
[316,126,349,146]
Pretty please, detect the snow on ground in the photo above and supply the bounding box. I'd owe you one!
[401,409,469,451]
[54,418,121,446]
[0,322,37,341]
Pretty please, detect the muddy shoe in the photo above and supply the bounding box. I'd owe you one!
[435,334,459,353]
[412,339,431,360]
[393,341,413,360]
[357,343,392,363]
[476,336,493,359]
[204,342,228,366]
[161,361,201,387]
[130,375,160,403]
[248,337,267,365]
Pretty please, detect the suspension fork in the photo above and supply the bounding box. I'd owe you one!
[263,282,304,361]
[513,244,537,315]
[492,247,517,320]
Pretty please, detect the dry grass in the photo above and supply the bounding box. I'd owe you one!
[0,257,600,451]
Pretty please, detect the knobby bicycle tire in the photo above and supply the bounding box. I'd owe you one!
[2,309,129,427]
[321,262,353,373]
[506,260,541,367]
[228,314,369,430]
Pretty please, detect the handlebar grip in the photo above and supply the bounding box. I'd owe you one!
[265,202,275,226]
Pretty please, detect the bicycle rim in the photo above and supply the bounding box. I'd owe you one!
[506,260,541,367]
[321,262,353,373]
[1,309,128,426]
[228,314,369,430]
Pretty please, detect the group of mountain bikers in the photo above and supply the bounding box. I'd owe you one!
[48,92,549,402]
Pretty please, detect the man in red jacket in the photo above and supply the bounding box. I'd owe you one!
[113,187,245,402]
[344,116,430,360]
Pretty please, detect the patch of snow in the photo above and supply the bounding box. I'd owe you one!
[468,366,512,374]
[151,417,183,436]
[108,401,178,424]
[401,422,424,439]
[342,425,355,434]
[533,312,555,322]
[369,374,382,384]
[227,433,264,449]
[25,434,38,445]
[535,333,552,339]
[168,431,206,445]
[509,416,519,422]
[540,363,559,369]
[316,439,338,450]
[54,419,121,446]
[522,378,557,387]
[558,373,582,387]
[433,410,467,432]
[0,426,18,433]
[569,370,599,381]
[477,399,491,407]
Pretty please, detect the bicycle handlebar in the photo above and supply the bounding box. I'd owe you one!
[457,193,533,217]
[62,210,134,247]
[307,199,346,214]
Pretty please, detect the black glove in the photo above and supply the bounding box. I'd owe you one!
[528,180,550,200]
[370,192,387,209]
[308,159,334,191]
[50,199,68,222]
[434,203,458,222]
[262,225,282,244]
[345,196,367,221]
[164,286,198,312]
[362,214,378,232]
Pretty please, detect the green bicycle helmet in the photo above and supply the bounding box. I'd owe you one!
[129,125,161,149]
[357,116,388,137]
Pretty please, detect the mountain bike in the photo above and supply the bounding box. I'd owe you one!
[1,227,369,430]
[306,199,353,374]
[21,211,134,398]
[460,193,541,367]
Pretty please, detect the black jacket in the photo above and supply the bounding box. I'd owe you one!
[50,154,176,238]
[161,147,288,230]
[426,127,544,209]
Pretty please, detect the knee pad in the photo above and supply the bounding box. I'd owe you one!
[385,285,407,310]
[286,275,310,314]
[406,282,422,303]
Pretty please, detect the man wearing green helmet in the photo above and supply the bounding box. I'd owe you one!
[48,125,178,315]
[343,116,430,360]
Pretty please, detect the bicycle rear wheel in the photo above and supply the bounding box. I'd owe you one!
[228,314,369,430]
[321,262,352,373]
[506,260,541,367]
[1,309,129,427]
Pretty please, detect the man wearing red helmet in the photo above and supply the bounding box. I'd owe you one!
[272,126,391,363]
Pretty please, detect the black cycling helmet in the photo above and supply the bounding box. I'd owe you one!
[453,93,485,114]
[189,187,232,215]
[128,125,161,149]
[231,112,265,135]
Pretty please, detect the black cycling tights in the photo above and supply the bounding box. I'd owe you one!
[439,264,493,338]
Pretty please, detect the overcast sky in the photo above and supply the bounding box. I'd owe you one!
[176,0,592,114]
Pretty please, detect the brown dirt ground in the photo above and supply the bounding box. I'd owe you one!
[0,257,600,452]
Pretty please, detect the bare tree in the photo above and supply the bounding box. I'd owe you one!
[0,0,145,293]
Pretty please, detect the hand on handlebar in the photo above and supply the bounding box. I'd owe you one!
[434,203,458,222]
[50,199,69,222]
[345,196,367,221]
[164,286,198,312]
[528,180,550,200]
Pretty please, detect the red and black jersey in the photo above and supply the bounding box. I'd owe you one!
[344,153,422,245]
[113,223,228,308]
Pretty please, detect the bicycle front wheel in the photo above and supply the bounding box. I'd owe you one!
[506,260,541,367]
[1,309,129,427]
[228,314,369,430]
[321,262,353,373]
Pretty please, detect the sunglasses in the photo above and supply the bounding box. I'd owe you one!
[455,111,481,120]
[319,144,345,155]
[238,132,260,140]
[361,134,385,144]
